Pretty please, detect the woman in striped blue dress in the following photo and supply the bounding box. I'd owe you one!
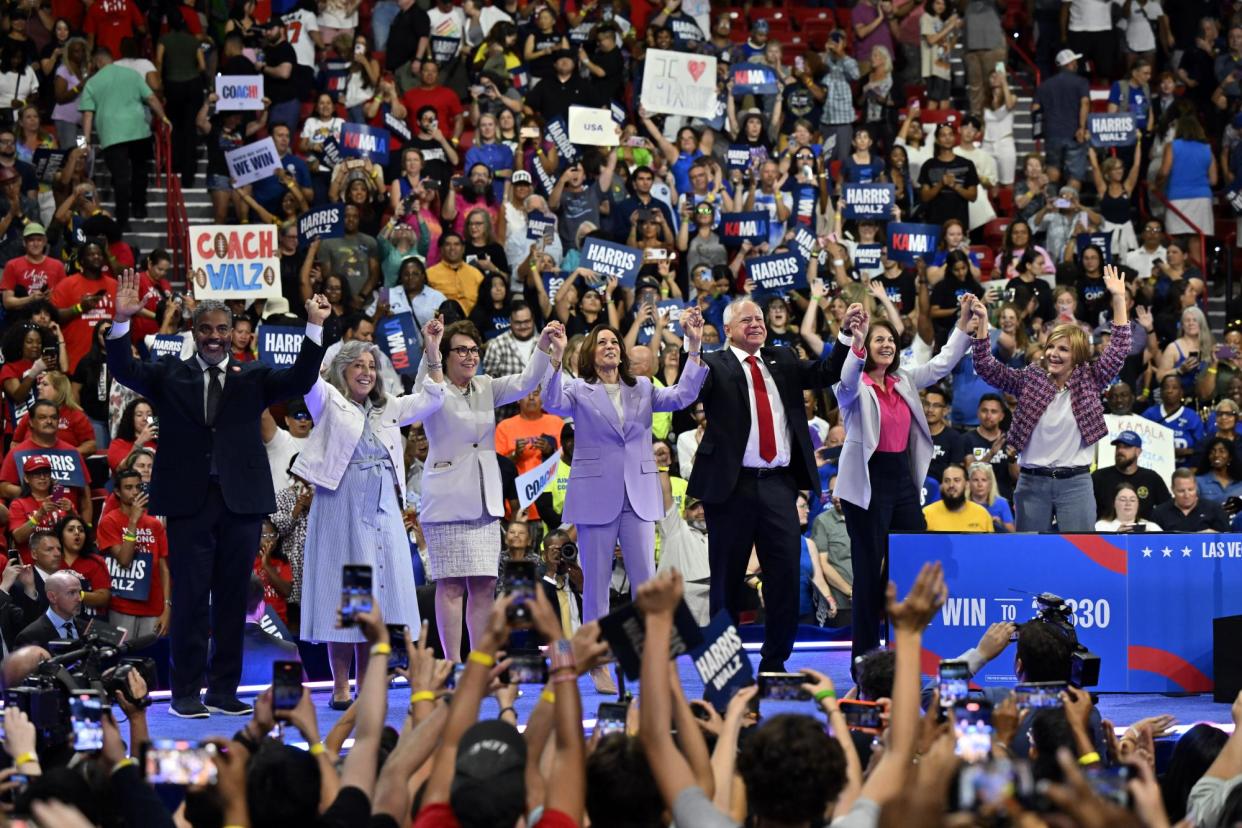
[293,322,445,708]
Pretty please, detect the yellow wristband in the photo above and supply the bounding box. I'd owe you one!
[14,752,37,766]
[467,650,495,667]
[1077,751,1101,766]
[410,691,436,703]
[308,743,326,756]
[370,643,392,657]
[540,689,555,704]
[26,516,37,527]
[113,757,138,772]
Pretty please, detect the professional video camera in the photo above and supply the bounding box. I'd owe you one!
[9,621,156,751]
[1025,593,1101,688]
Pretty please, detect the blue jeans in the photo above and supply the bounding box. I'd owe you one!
[1013,470,1096,532]
[1045,137,1088,184]
[370,0,399,52]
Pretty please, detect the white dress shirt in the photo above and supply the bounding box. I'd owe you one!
[729,345,790,468]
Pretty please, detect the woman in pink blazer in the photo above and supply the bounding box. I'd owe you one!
[544,310,707,686]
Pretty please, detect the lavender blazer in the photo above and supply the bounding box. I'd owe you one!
[542,358,708,525]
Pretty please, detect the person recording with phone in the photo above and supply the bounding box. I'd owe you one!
[294,319,446,709]
[8,454,74,563]
[541,311,707,692]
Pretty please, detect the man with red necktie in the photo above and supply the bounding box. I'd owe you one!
[688,298,861,671]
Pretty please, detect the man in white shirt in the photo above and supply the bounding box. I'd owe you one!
[262,399,312,495]
[282,4,323,67]
[427,0,466,65]
[1123,218,1167,279]
[655,469,711,625]
[463,0,512,47]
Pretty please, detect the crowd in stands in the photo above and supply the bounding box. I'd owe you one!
[0,0,1235,822]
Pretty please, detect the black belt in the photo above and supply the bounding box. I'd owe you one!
[1020,465,1090,479]
[739,466,789,479]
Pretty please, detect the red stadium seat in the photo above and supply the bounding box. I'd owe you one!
[920,108,962,126]
[800,19,836,48]
[994,185,1014,217]
[749,7,786,25]
[982,218,1010,250]
[786,7,834,29]
[971,245,997,280]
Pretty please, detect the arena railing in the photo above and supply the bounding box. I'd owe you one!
[152,122,189,281]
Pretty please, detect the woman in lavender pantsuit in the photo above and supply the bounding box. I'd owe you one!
[543,310,707,691]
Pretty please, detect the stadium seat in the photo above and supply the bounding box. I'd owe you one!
[970,245,997,280]
[982,218,1010,250]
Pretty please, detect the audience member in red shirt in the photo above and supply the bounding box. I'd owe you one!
[129,249,173,344]
[59,513,111,613]
[0,400,92,526]
[50,241,116,372]
[0,224,66,316]
[253,520,292,623]
[107,397,158,471]
[0,322,51,435]
[84,0,146,62]
[8,454,78,564]
[231,315,257,362]
[97,468,170,639]
[12,371,97,455]
[401,61,465,140]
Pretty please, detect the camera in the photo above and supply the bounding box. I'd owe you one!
[559,541,578,564]
[1022,592,1101,688]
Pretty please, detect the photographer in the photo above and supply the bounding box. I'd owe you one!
[540,529,582,636]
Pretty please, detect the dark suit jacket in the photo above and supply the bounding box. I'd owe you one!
[0,589,27,651]
[10,570,47,624]
[688,339,850,504]
[104,330,324,517]
[15,613,89,649]
[541,578,582,636]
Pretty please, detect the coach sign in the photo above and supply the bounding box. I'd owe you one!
[516,449,561,511]
[640,49,718,119]
[215,74,264,110]
[189,225,281,300]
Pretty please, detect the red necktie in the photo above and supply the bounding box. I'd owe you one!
[746,355,777,462]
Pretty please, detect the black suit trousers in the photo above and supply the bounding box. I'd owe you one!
[705,468,800,670]
[840,451,926,670]
[166,481,262,701]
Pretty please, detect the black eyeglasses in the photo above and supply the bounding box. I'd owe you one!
[449,345,481,358]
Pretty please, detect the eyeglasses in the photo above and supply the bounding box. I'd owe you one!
[450,346,481,358]
[291,411,311,420]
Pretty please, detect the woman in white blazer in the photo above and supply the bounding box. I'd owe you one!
[419,317,562,661]
[294,320,445,708]
[833,293,974,667]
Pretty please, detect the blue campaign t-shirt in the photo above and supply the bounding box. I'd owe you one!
[253,153,312,211]
[842,156,886,185]
[1141,403,1205,464]
[1107,81,1150,130]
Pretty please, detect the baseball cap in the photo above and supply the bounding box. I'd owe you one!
[511,170,532,185]
[1056,48,1082,67]
[752,18,769,32]
[261,296,292,319]
[22,222,45,237]
[635,275,661,292]
[1111,430,1142,448]
[449,720,527,826]
[22,455,51,474]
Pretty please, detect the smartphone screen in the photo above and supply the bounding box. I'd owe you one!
[272,660,302,710]
[953,700,993,763]
[1012,682,1066,709]
[756,672,811,701]
[838,700,883,733]
[595,702,629,736]
[503,560,537,627]
[50,483,65,502]
[144,740,219,786]
[70,692,105,752]
[386,624,409,672]
[340,564,373,627]
[501,650,548,684]
[938,660,970,707]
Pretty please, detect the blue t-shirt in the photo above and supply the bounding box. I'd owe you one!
[842,156,886,184]
[984,497,1014,527]
[1107,81,1150,130]
[252,153,312,211]
[1141,403,1205,464]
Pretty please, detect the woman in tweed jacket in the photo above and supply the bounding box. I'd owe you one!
[968,264,1130,531]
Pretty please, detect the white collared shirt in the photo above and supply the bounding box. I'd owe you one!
[729,345,790,468]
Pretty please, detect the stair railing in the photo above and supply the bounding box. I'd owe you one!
[152,122,189,283]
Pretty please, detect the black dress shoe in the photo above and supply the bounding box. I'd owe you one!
[170,698,210,719]
[329,696,354,711]
[757,660,786,674]
[204,697,254,716]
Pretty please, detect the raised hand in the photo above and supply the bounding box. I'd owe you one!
[635,569,684,617]
[422,317,443,357]
[306,293,331,325]
[547,321,568,360]
[114,268,143,323]
[1102,263,1125,296]
[886,561,947,634]
[682,307,704,350]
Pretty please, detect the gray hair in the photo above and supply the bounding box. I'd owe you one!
[722,297,761,328]
[326,339,387,404]
[192,299,232,330]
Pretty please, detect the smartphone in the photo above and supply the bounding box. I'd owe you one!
[953,699,993,763]
[139,480,150,496]
[626,136,646,147]
[272,660,302,711]
[838,699,884,734]
[143,740,219,786]
[50,483,65,502]
[339,564,373,627]
[70,691,105,752]
[794,55,805,72]
[0,772,29,804]
[354,42,366,55]
[520,127,541,140]
[468,84,486,96]
[938,660,970,707]
[41,345,57,363]
[644,248,668,261]
[756,672,812,701]
[994,61,1006,74]
[1225,495,1242,513]
[1012,682,1066,709]
[386,624,409,672]
[1219,346,1237,361]
[378,286,390,306]
[503,559,537,628]
[1085,765,1133,807]
[595,701,629,736]
[451,176,468,190]
[500,649,548,684]
[1189,351,1200,360]
[957,759,1034,812]
[444,662,465,690]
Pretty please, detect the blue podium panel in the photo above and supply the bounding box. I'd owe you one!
[891,533,1242,692]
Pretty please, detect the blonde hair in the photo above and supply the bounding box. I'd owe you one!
[39,371,81,412]
[968,462,1000,507]
[1044,323,1092,368]
[1182,306,1215,363]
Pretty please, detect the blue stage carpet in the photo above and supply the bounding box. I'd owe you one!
[142,650,1236,743]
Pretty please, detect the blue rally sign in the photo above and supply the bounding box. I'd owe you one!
[746,251,806,292]
[719,211,770,245]
[257,324,307,368]
[298,205,345,247]
[887,222,941,265]
[581,237,643,287]
[690,611,754,712]
[842,183,896,220]
[1088,113,1137,148]
[339,123,390,165]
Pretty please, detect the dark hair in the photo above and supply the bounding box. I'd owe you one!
[470,274,513,331]
[736,714,846,822]
[586,735,663,828]
[114,468,142,489]
[54,513,96,557]
[438,231,464,248]
[1162,724,1229,822]
[977,392,1005,410]
[116,397,154,442]
[1103,481,1139,521]
[1196,436,1242,481]
[246,742,322,825]
[440,319,483,363]
[944,249,973,281]
[578,325,636,386]
[862,320,901,376]
[1015,620,1073,682]
[924,385,951,405]
[1028,708,1075,782]
[1,321,51,363]
[509,299,533,320]
[30,398,59,419]
[341,312,373,337]
[320,272,355,309]
[28,528,57,554]
[855,648,895,700]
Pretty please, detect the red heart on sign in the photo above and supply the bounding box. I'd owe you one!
[687,60,706,82]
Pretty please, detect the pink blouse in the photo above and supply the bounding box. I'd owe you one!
[861,369,911,453]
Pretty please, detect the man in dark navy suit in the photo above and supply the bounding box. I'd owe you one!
[688,299,861,672]
[106,269,330,719]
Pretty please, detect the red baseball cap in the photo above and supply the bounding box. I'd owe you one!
[22,455,51,474]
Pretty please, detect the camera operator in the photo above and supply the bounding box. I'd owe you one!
[15,570,87,647]
[540,529,582,636]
